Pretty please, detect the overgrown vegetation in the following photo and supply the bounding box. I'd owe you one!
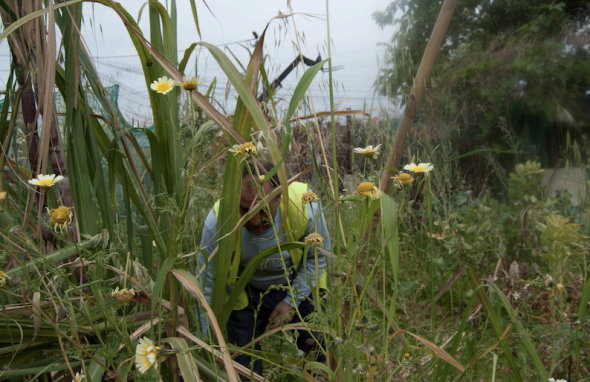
[0,1,588,382]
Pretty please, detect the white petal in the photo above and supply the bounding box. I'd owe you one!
[28,179,37,184]
[53,175,65,183]
[147,353,156,364]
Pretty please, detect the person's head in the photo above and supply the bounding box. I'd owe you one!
[240,160,281,233]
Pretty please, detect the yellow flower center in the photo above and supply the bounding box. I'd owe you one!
[36,179,54,186]
[155,82,171,92]
[75,375,83,382]
[49,206,72,225]
[0,271,7,287]
[396,173,414,185]
[236,142,257,156]
[361,149,377,158]
[411,166,427,172]
[181,81,199,91]
[357,182,376,194]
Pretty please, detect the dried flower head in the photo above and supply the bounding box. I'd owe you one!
[335,337,343,344]
[305,232,324,247]
[47,206,73,232]
[229,142,257,157]
[356,182,382,200]
[112,287,135,303]
[28,174,64,189]
[353,144,382,158]
[556,283,565,291]
[302,191,319,204]
[393,173,414,188]
[135,337,160,374]
[0,271,8,287]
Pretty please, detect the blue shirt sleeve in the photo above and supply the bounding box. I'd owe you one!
[283,193,330,307]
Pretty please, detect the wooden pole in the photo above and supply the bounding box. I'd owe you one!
[379,0,458,194]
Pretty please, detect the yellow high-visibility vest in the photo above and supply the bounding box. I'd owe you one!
[213,181,328,310]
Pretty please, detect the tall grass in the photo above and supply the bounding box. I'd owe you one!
[0,1,588,382]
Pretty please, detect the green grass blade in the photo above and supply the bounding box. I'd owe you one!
[468,269,524,381]
[486,280,550,380]
[220,242,305,328]
[162,337,202,382]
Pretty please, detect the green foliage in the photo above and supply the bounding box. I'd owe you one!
[374,0,590,141]
[508,160,546,206]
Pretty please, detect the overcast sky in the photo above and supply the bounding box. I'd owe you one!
[0,0,399,122]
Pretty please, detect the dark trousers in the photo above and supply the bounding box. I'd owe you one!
[227,286,325,378]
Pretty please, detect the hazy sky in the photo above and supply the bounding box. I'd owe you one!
[0,1,398,121]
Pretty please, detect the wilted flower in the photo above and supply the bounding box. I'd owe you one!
[548,379,568,382]
[403,162,434,175]
[556,283,565,291]
[512,291,521,301]
[150,76,178,95]
[509,260,520,280]
[393,173,414,188]
[543,274,554,286]
[258,176,266,185]
[112,287,135,303]
[28,174,64,189]
[335,337,343,344]
[228,142,257,157]
[305,232,324,247]
[353,144,382,158]
[0,271,8,287]
[135,337,160,374]
[72,372,84,382]
[302,191,319,204]
[180,75,201,91]
[356,182,382,200]
[47,206,73,233]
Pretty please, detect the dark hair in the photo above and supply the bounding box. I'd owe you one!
[242,160,281,187]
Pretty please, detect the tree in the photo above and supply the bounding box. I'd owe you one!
[373,1,590,165]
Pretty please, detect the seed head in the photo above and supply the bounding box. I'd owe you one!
[305,232,324,247]
[302,191,319,204]
[393,173,414,188]
[112,287,135,303]
[356,182,382,200]
[47,206,73,233]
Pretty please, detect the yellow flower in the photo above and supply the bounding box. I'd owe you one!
[0,271,8,287]
[258,176,266,185]
[228,142,257,157]
[302,191,319,204]
[404,352,410,358]
[112,287,135,303]
[356,182,382,200]
[403,162,434,175]
[28,174,64,189]
[47,206,73,232]
[180,75,202,91]
[392,173,414,188]
[353,144,382,158]
[136,337,160,374]
[150,76,178,95]
[72,372,84,382]
[305,232,324,247]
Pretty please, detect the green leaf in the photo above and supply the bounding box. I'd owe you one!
[283,59,329,156]
[221,242,305,328]
[162,338,201,382]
